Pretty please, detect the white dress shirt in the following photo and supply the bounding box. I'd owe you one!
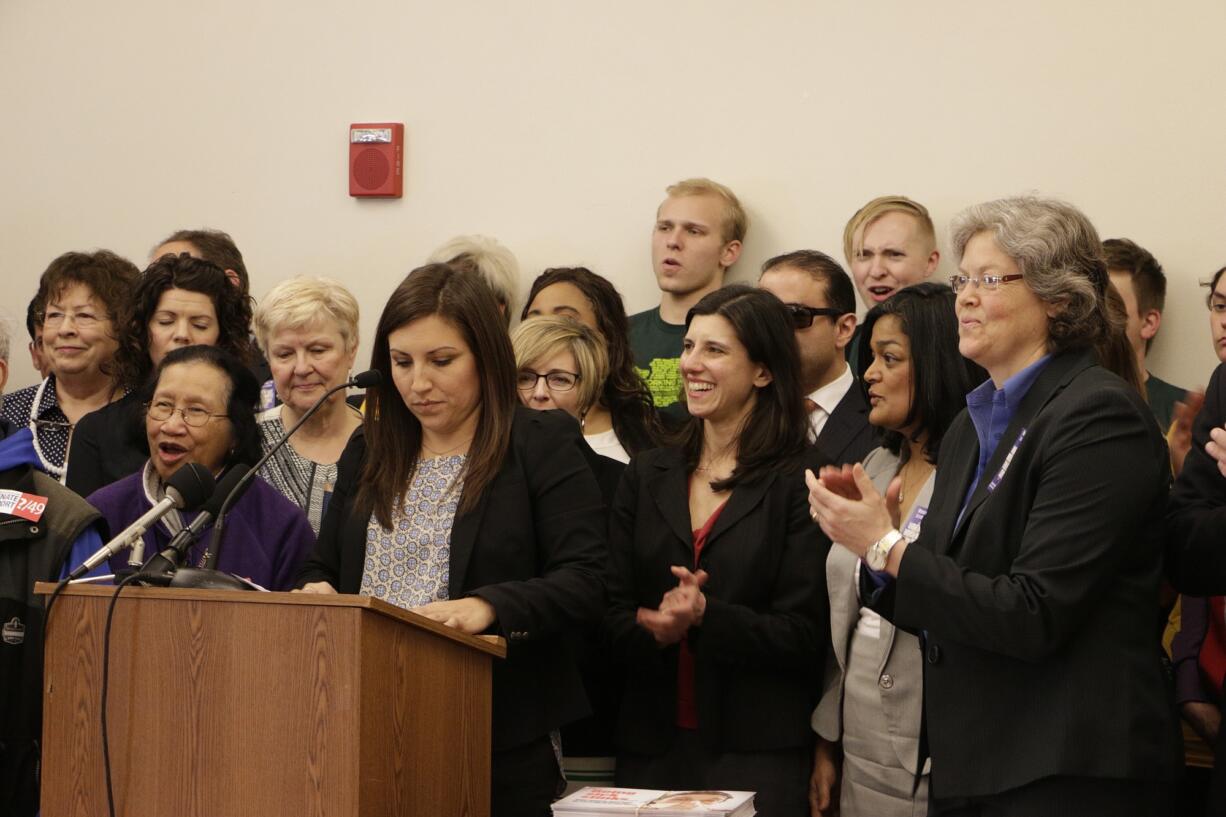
[806,362,854,442]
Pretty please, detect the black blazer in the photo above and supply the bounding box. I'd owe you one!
[65,393,148,497]
[874,351,1180,798]
[296,406,608,751]
[604,444,830,756]
[1167,361,1226,592]
[815,383,878,466]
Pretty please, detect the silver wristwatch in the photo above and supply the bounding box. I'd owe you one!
[865,529,904,571]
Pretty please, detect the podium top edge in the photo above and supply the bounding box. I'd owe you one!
[33,581,506,658]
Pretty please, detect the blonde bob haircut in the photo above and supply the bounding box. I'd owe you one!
[665,177,749,244]
[842,195,937,265]
[254,276,360,354]
[511,316,609,417]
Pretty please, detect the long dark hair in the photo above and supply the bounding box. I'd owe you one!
[119,254,254,390]
[358,264,516,527]
[673,285,809,490]
[856,282,986,464]
[144,345,262,468]
[521,267,664,454]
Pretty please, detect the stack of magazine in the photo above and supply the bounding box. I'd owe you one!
[552,787,755,816]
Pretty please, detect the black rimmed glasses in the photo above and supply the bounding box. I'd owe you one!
[145,400,229,427]
[516,370,581,392]
[785,303,844,329]
[948,274,1025,293]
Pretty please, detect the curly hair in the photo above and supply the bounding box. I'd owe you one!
[118,254,253,390]
[951,196,1108,355]
[521,267,664,454]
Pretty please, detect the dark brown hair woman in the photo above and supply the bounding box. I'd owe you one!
[296,263,607,816]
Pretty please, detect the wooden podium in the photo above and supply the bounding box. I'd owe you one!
[37,583,506,817]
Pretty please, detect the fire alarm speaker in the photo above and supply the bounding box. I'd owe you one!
[349,123,404,198]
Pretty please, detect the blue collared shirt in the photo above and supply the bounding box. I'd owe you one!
[862,354,1051,593]
[960,354,1052,514]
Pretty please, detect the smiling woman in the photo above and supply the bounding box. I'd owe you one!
[605,284,829,815]
[0,250,139,481]
[809,197,1180,815]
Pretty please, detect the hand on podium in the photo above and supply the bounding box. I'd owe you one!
[412,596,496,634]
[295,581,338,594]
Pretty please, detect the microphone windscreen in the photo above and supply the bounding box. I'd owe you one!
[205,464,252,515]
[351,369,382,389]
[165,462,216,511]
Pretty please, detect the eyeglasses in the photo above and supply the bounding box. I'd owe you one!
[43,309,104,328]
[948,274,1025,293]
[516,370,580,392]
[146,400,229,427]
[785,303,845,329]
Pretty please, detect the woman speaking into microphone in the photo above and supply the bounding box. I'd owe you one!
[807,197,1179,816]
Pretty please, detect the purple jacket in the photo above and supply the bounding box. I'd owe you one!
[88,468,316,591]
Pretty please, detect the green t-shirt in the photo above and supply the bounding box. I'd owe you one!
[628,306,686,408]
[1145,372,1186,433]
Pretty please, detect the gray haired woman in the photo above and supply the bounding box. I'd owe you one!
[807,196,1180,816]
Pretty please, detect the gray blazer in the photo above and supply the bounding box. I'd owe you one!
[812,446,932,776]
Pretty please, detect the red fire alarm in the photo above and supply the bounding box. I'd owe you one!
[349,123,404,198]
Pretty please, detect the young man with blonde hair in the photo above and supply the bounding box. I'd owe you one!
[629,177,747,408]
[842,195,940,371]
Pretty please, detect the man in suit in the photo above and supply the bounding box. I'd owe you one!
[759,250,877,465]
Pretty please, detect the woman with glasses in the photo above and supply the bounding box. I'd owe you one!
[512,315,626,792]
[66,253,253,497]
[809,197,1179,815]
[1,250,139,482]
[86,346,314,589]
[605,285,827,816]
[522,267,666,457]
[512,316,628,465]
[295,264,606,815]
[809,283,985,817]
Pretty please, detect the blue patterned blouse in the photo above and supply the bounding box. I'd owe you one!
[359,455,465,609]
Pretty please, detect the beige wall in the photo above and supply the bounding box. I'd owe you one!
[2,0,1224,393]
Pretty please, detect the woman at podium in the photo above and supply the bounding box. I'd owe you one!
[296,263,607,816]
[603,285,828,817]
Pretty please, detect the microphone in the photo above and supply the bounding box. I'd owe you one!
[139,464,251,578]
[203,369,381,570]
[67,463,213,581]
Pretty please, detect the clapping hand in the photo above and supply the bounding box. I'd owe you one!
[637,566,709,646]
[805,464,899,559]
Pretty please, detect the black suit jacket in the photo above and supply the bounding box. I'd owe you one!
[875,351,1180,798]
[1167,362,1226,592]
[815,383,878,466]
[296,406,608,751]
[604,445,830,756]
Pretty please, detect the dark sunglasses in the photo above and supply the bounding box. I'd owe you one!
[785,303,845,329]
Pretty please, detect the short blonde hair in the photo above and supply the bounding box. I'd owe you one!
[511,316,608,415]
[254,276,360,354]
[427,235,520,319]
[665,178,749,244]
[842,195,937,264]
